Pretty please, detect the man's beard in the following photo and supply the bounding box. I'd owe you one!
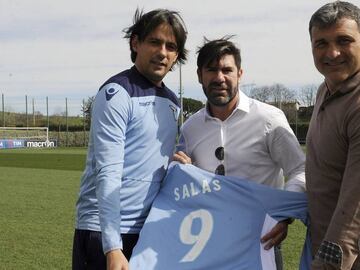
[203,83,238,107]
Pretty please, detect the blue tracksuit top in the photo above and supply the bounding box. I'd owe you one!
[75,66,180,253]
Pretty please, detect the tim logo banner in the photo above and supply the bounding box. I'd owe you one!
[0,140,25,149]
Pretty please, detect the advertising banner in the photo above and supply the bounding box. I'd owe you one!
[0,140,25,149]
[25,140,57,148]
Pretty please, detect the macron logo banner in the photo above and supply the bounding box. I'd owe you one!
[25,140,57,148]
[0,139,57,149]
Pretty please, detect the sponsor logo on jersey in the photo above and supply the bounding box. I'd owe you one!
[105,88,119,101]
[139,101,155,106]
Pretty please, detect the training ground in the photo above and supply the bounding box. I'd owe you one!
[0,148,306,269]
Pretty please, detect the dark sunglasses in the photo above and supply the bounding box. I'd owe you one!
[215,146,225,175]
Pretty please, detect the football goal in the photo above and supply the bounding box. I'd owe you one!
[0,127,57,148]
[0,127,49,142]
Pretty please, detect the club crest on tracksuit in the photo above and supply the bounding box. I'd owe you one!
[105,88,119,101]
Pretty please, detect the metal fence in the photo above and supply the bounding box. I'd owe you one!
[0,93,91,146]
[0,93,88,125]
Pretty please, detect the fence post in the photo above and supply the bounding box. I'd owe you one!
[32,98,35,127]
[65,98,68,147]
[2,93,5,127]
[82,99,86,147]
[25,95,28,136]
[46,96,49,128]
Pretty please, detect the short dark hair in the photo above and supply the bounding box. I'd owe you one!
[309,1,360,38]
[196,36,241,70]
[124,8,188,66]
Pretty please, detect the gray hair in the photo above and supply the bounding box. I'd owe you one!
[309,1,360,38]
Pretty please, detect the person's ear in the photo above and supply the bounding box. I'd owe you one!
[238,68,243,80]
[131,35,139,52]
[197,68,202,84]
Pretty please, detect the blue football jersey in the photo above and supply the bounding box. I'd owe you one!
[130,163,310,270]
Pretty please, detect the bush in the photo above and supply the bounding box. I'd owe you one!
[49,131,89,147]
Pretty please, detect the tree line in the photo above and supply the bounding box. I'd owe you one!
[0,83,319,131]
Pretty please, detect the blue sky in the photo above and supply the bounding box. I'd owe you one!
[1,0,358,115]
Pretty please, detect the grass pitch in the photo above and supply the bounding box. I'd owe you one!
[0,147,306,269]
[0,148,85,269]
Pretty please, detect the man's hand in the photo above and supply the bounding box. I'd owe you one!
[260,221,289,250]
[173,151,192,164]
[106,249,128,270]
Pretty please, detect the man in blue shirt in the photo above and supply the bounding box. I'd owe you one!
[72,8,188,270]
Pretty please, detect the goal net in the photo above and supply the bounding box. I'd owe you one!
[0,127,49,141]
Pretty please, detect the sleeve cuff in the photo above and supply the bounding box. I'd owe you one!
[315,240,343,268]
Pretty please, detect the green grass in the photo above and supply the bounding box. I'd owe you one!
[0,148,86,171]
[0,148,85,269]
[0,147,307,269]
[283,221,307,269]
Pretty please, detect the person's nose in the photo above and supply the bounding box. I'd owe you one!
[214,71,225,83]
[325,43,341,59]
[157,43,167,59]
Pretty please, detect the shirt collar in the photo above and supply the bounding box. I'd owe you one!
[329,70,360,95]
[131,65,166,89]
[203,90,250,121]
[238,90,250,113]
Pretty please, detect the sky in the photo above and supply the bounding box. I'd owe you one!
[1,0,359,115]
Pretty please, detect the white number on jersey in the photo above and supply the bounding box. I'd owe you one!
[179,209,214,262]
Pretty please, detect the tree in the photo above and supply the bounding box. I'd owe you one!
[81,96,95,129]
[270,83,296,106]
[298,84,318,107]
[250,83,295,104]
[182,98,204,119]
[249,86,271,102]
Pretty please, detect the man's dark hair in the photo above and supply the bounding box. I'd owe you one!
[196,36,241,70]
[309,1,360,38]
[124,8,188,66]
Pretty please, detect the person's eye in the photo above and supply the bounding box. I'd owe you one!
[166,43,178,52]
[314,41,327,49]
[222,69,233,74]
[338,38,353,45]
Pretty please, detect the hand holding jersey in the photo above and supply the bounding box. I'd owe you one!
[174,150,292,251]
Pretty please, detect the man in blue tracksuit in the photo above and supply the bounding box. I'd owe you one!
[72,8,188,270]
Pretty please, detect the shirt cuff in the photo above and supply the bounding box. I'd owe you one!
[315,240,343,268]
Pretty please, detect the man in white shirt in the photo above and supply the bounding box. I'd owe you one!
[173,37,305,270]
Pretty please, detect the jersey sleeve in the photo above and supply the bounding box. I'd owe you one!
[93,82,132,254]
[176,127,187,153]
[251,182,308,224]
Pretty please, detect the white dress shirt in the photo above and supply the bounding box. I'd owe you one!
[177,91,305,192]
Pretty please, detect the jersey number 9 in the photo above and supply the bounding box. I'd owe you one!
[179,209,214,262]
